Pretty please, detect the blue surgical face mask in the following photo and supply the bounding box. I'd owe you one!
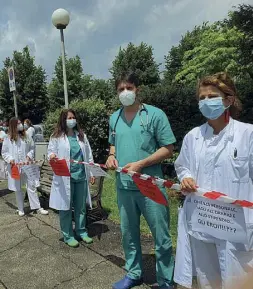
[199,97,228,120]
[66,119,77,129]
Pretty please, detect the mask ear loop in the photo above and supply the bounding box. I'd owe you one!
[224,95,232,124]
[225,108,230,124]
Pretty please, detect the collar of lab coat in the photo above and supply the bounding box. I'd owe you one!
[196,117,234,141]
[194,117,234,178]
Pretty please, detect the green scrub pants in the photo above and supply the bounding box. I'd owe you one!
[59,180,88,242]
[117,188,174,286]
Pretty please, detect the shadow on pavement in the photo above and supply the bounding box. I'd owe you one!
[0,188,12,198]
[86,219,157,286]
[104,254,156,285]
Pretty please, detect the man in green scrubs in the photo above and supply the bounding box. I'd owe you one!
[106,72,176,289]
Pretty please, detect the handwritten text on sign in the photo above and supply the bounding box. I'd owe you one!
[189,195,247,244]
[22,165,40,182]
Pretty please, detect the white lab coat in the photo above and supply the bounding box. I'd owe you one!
[26,127,35,140]
[47,133,93,211]
[0,131,7,140]
[2,135,35,191]
[174,118,253,288]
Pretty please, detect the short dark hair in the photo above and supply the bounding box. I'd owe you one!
[115,72,139,89]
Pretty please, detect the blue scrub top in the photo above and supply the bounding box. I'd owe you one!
[68,135,86,182]
[109,104,176,190]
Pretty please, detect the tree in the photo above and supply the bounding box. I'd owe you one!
[0,46,48,123]
[82,76,116,111]
[227,4,253,79]
[48,55,85,110]
[164,24,209,83]
[174,24,244,83]
[110,42,160,86]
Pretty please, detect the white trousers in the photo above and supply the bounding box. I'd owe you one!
[15,180,41,211]
[191,236,253,289]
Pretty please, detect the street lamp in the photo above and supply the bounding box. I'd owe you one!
[52,8,70,109]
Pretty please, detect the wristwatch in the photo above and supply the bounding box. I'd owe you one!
[108,153,116,158]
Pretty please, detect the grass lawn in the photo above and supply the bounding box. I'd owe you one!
[101,172,179,249]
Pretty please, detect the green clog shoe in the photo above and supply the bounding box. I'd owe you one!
[80,235,93,244]
[66,239,79,248]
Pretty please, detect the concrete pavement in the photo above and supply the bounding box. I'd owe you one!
[0,186,158,289]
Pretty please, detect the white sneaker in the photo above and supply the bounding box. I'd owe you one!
[37,208,49,215]
[17,210,25,217]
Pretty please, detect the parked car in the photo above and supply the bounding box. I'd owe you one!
[33,124,44,142]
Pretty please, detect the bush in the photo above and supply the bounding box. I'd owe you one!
[43,98,109,163]
[140,82,204,149]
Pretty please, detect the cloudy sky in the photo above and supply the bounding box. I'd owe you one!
[0,0,251,80]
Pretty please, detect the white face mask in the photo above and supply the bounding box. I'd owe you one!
[119,90,136,106]
[66,119,77,129]
[17,124,24,131]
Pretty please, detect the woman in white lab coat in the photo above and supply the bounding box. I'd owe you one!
[24,119,35,141]
[2,117,48,216]
[174,72,253,289]
[48,109,95,248]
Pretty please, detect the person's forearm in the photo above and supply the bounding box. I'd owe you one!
[139,145,174,168]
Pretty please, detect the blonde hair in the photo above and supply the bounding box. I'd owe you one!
[197,72,242,119]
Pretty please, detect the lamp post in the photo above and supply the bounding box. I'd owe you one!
[52,8,70,109]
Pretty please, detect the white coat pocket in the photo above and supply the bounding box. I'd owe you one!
[231,156,249,183]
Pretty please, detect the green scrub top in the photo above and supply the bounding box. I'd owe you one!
[109,104,176,190]
[68,135,86,182]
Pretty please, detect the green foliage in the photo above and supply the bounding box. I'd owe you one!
[43,98,109,163]
[82,76,117,112]
[0,46,48,123]
[227,4,253,79]
[175,24,244,83]
[48,55,85,110]
[164,23,209,83]
[236,75,253,124]
[110,42,160,86]
[165,152,179,163]
[140,82,203,149]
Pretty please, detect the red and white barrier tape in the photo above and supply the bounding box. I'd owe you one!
[13,159,253,209]
[15,160,44,166]
[71,160,253,208]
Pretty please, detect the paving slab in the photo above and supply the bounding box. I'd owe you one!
[0,237,82,289]
[0,186,156,289]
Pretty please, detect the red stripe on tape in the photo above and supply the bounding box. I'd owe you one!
[203,191,227,200]
[232,200,253,208]
[164,180,174,188]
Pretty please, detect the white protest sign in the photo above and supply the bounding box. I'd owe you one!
[7,67,16,92]
[188,195,247,244]
[85,165,110,178]
[22,165,40,182]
